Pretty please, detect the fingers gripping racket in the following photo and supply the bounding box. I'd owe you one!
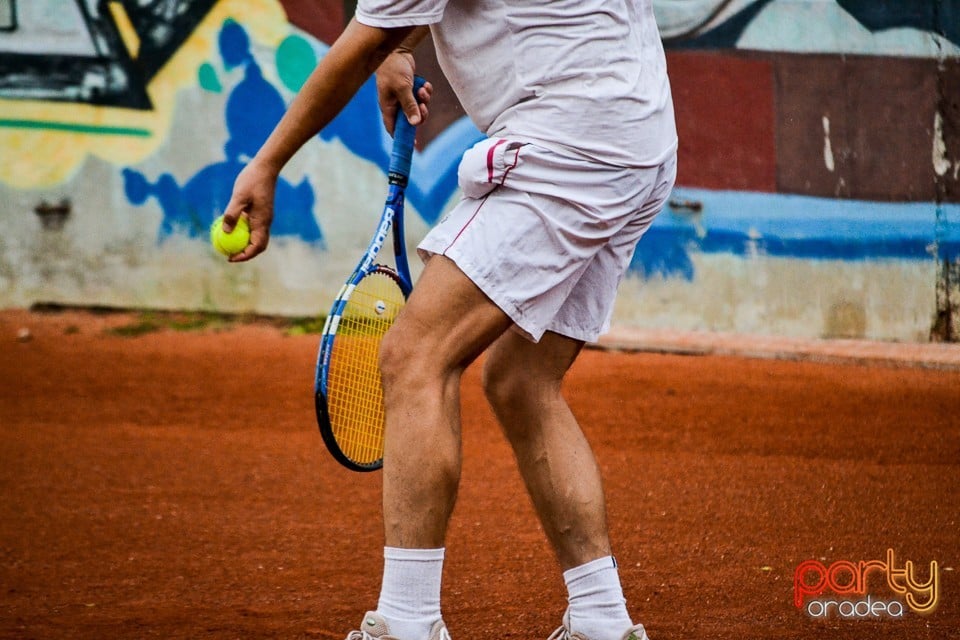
[314,77,424,471]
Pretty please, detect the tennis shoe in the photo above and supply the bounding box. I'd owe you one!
[345,611,451,640]
[547,610,649,640]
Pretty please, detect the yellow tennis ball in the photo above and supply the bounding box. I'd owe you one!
[210,215,250,256]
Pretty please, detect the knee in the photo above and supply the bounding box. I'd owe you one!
[482,356,537,417]
[379,324,417,392]
[379,323,456,394]
[481,359,507,409]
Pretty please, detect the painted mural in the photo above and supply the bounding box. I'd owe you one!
[0,0,219,109]
[635,0,960,340]
[0,0,958,340]
[655,0,960,55]
[0,0,287,186]
[120,17,478,246]
[0,1,475,227]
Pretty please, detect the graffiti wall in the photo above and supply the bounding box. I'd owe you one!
[633,0,960,341]
[0,1,957,341]
[0,0,478,316]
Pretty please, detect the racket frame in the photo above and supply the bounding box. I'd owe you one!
[314,77,423,471]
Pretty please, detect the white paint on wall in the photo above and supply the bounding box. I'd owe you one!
[933,111,953,178]
[822,115,835,173]
[0,0,97,55]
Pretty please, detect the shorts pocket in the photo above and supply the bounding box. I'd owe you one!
[457,137,526,199]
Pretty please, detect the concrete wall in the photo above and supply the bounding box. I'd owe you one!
[0,0,958,341]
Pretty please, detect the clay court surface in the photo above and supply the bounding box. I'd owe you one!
[1,308,958,640]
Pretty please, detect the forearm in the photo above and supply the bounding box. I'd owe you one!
[252,19,414,174]
[393,25,431,56]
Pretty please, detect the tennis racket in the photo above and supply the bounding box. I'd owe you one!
[314,76,424,472]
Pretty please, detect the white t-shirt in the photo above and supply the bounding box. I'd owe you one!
[356,0,677,168]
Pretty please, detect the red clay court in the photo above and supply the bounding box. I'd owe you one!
[1,308,958,640]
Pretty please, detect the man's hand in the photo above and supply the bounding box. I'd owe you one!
[220,159,278,262]
[376,49,433,136]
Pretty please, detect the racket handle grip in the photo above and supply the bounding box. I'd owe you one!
[388,75,426,185]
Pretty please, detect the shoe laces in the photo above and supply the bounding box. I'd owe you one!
[344,625,449,640]
[547,626,571,640]
[345,626,451,640]
[547,626,646,640]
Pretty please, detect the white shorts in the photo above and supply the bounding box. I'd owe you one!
[417,136,677,343]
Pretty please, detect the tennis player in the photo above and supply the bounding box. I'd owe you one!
[223,1,677,639]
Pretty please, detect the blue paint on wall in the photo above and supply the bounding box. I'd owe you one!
[630,188,960,279]
[122,163,316,241]
[124,19,482,245]
[123,19,322,245]
[837,0,960,48]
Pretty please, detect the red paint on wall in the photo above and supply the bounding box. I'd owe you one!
[277,0,344,45]
[667,51,776,192]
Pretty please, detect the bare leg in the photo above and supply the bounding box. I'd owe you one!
[481,330,612,570]
[378,256,512,548]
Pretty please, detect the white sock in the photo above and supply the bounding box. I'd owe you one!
[376,547,444,640]
[564,556,633,640]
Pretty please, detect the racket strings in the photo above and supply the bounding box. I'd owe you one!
[325,270,405,465]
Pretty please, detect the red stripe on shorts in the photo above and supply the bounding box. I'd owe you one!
[443,193,491,255]
[499,144,523,185]
[486,138,508,183]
